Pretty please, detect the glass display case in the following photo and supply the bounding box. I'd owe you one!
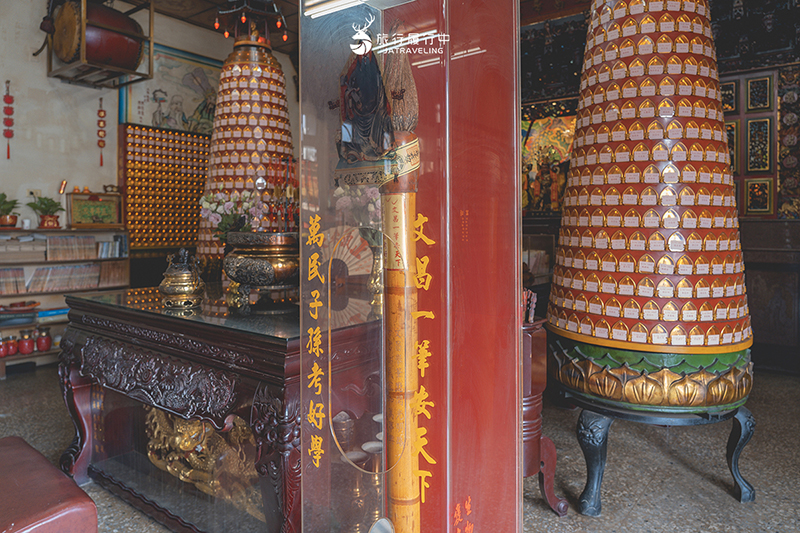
[299,1,521,532]
[90,392,265,532]
[59,287,380,533]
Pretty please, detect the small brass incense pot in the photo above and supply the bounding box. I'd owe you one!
[158,248,205,308]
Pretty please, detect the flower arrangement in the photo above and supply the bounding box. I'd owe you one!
[199,188,265,241]
[333,185,382,227]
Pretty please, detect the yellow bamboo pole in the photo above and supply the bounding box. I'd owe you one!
[381,130,420,533]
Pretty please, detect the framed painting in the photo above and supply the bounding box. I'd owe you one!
[747,76,772,112]
[119,44,222,135]
[746,117,772,173]
[744,177,774,215]
[720,80,738,114]
[725,120,738,174]
[67,193,124,229]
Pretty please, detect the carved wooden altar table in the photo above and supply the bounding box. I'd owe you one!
[58,287,380,533]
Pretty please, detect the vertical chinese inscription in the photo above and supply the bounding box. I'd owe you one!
[453,495,474,533]
[305,214,326,468]
[413,212,437,503]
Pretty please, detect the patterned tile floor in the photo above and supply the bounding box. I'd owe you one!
[0,363,797,532]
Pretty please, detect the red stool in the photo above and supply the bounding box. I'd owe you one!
[523,320,568,516]
[0,436,97,533]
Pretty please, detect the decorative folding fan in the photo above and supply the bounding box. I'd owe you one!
[322,225,374,329]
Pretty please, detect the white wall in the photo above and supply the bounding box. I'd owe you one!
[0,1,298,223]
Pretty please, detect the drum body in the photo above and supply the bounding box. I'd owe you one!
[54,1,144,71]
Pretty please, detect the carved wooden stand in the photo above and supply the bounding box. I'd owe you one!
[522,321,568,517]
[564,392,755,517]
[58,292,380,533]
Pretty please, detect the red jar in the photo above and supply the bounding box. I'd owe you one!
[36,327,52,352]
[5,335,17,356]
[18,330,34,355]
[0,338,7,358]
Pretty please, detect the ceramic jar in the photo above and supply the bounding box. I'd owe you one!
[36,327,52,352]
[18,330,34,355]
[5,335,18,355]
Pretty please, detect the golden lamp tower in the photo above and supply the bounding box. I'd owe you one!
[197,12,295,264]
[546,0,753,413]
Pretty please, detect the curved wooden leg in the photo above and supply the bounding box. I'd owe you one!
[59,361,94,484]
[726,407,755,503]
[538,435,569,517]
[576,410,613,517]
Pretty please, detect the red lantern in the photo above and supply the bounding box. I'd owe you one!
[3,81,12,159]
[97,98,106,166]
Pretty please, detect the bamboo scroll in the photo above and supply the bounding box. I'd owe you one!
[380,37,421,533]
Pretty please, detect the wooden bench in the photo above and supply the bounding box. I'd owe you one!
[0,436,97,533]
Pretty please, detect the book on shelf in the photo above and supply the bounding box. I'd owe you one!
[96,240,125,259]
[26,263,101,293]
[99,260,129,288]
[0,239,47,263]
[0,267,25,295]
[46,235,97,261]
[36,307,70,324]
[112,234,129,257]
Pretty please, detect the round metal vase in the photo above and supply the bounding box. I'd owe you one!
[223,231,299,314]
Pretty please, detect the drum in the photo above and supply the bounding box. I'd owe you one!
[53,1,144,71]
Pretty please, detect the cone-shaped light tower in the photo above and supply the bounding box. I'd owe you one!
[547,0,752,412]
[197,19,296,263]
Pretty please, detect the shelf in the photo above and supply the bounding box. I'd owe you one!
[0,228,128,234]
[0,257,129,267]
[1,348,60,361]
[0,285,129,298]
[0,348,61,379]
[0,318,69,331]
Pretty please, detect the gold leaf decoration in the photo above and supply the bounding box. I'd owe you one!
[587,366,624,401]
[623,372,665,405]
[550,348,753,407]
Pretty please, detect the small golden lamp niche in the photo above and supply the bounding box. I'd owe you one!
[547,0,752,415]
[158,248,205,309]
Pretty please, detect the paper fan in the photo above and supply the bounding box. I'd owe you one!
[321,226,376,329]
[321,225,373,277]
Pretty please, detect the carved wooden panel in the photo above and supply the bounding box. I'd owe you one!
[79,334,240,422]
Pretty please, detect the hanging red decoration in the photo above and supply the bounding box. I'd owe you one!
[97,98,107,166]
[3,81,13,159]
[214,16,220,30]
